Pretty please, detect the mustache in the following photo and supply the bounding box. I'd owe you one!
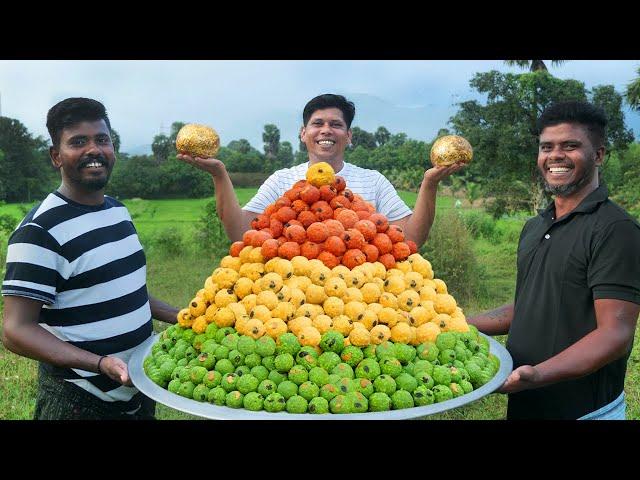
[544,161,573,169]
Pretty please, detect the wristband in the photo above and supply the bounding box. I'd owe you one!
[97,356,106,374]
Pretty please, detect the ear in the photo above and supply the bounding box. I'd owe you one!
[50,146,61,169]
[595,145,605,166]
[299,126,306,142]
[347,128,353,145]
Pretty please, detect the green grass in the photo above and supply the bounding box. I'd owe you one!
[1,193,638,420]
[626,331,640,420]
[121,189,258,239]
[0,202,39,219]
[0,346,38,419]
[468,239,518,312]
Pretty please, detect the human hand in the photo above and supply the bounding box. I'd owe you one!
[100,356,133,387]
[423,162,466,188]
[176,153,226,177]
[497,365,541,394]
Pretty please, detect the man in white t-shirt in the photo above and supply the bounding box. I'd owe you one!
[178,93,464,248]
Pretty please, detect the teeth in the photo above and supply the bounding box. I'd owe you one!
[549,167,570,173]
[85,162,103,168]
[318,140,335,145]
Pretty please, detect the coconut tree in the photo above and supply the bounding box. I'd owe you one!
[626,67,640,110]
[504,60,566,72]
[374,126,391,146]
[262,124,280,159]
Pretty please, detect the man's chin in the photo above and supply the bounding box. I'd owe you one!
[315,151,340,162]
[82,177,109,191]
[544,182,579,197]
[544,178,590,197]
[545,172,595,197]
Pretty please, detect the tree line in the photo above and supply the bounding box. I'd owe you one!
[1,68,639,218]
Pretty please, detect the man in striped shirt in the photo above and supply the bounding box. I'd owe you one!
[2,98,179,419]
[177,93,465,247]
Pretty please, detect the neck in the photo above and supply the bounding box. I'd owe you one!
[57,183,105,206]
[308,155,345,174]
[553,175,599,219]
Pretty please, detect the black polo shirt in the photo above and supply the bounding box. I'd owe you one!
[506,185,640,419]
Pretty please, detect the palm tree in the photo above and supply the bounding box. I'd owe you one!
[262,124,280,159]
[504,60,566,72]
[626,67,640,111]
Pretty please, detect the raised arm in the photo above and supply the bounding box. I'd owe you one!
[177,154,255,242]
[395,163,465,248]
[1,295,132,385]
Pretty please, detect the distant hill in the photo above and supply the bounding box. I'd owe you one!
[347,92,453,143]
[117,92,640,156]
[122,144,152,156]
[259,93,456,150]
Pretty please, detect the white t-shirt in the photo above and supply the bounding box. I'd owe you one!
[243,162,412,221]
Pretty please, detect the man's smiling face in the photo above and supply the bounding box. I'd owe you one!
[50,119,116,192]
[537,122,604,197]
[300,108,352,162]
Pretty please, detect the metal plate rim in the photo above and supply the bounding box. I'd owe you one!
[129,332,512,420]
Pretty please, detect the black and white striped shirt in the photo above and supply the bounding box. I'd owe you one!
[243,162,413,221]
[2,191,153,412]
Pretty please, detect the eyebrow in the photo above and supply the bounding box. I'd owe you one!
[539,139,582,145]
[311,117,344,123]
[66,134,87,141]
[67,133,109,139]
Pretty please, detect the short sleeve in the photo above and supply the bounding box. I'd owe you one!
[374,174,412,221]
[2,224,63,304]
[589,220,640,304]
[242,172,284,214]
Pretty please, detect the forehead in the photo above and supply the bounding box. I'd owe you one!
[539,122,591,142]
[308,108,346,123]
[60,119,110,139]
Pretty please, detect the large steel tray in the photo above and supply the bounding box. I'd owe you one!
[129,333,512,420]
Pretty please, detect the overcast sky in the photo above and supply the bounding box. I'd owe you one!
[1,60,638,155]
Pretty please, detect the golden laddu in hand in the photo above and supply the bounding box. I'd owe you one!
[175,124,220,158]
[430,135,473,167]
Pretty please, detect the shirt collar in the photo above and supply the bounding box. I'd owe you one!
[538,184,609,218]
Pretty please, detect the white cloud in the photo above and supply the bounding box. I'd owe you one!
[1,60,638,155]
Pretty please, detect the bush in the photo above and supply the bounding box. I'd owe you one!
[228,172,271,187]
[150,227,185,257]
[421,209,482,305]
[383,167,425,191]
[461,210,496,240]
[493,220,523,244]
[124,198,154,220]
[0,213,19,236]
[461,210,525,244]
[195,199,230,258]
[611,144,640,220]
[0,212,23,279]
[483,179,535,219]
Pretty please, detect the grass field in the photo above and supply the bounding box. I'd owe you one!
[1,191,638,420]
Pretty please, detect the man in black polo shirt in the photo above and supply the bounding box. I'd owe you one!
[468,101,640,419]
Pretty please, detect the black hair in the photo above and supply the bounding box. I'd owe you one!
[303,94,356,128]
[46,97,111,147]
[536,101,607,148]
